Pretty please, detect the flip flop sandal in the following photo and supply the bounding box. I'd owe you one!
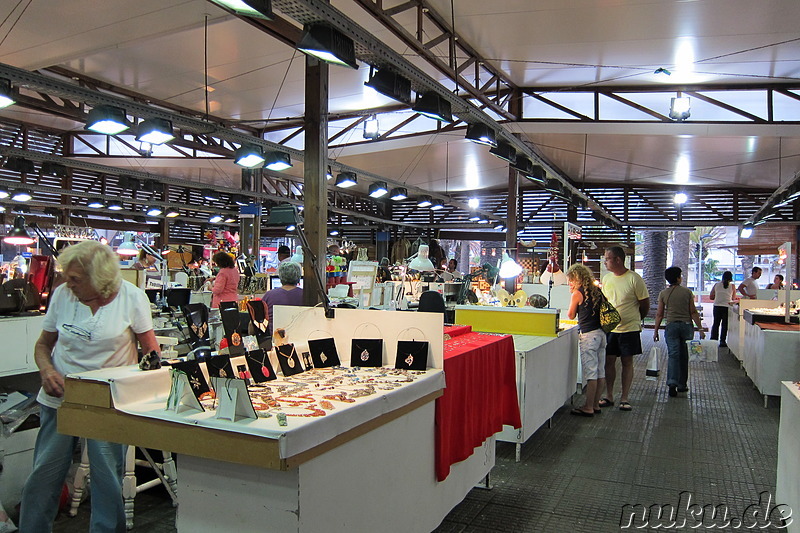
[570,408,594,417]
[598,398,613,408]
[619,401,632,411]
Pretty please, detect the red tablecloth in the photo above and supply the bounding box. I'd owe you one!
[435,332,520,481]
[443,324,472,338]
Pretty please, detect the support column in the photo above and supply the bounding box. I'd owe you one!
[504,165,518,293]
[303,56,329,307]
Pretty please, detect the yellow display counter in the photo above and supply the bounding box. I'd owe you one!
[454,305,559,336]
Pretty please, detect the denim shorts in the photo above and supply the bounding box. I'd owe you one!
[579,328,607,380]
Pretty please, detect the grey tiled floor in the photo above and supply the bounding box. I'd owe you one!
[47,334,783,532]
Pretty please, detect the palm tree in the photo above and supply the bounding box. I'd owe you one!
[689,226,726,290]
[642,231,668,316]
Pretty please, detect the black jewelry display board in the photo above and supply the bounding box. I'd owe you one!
[181,303,211,360]
[205,354,234,379]
[394,340,429,371]
[246,300,270,346]
[350,339,383,367]
[220,302,244,356]
[171,360,210,399]
[244,349,277,383]
[308,337,340,368]
[275,344,304,376]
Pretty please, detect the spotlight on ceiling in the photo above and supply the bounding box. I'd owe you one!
[208,214,224,224]
[329,229,340,236]
[11,189,32,202]
[468,198,479,209]
[0,78,15,109]
[0,185,7,199]
[135,118,175,145]
[335,172,357,188]
[85,105,131,135]
[107,199,124,211]
[417,195,432,208]
[469,216,481,222]
[263,151,292,171]
[489,141,516,164]
[3,157,35,173]
[364,68,412,104]
[526,165,546,185]
[145,205,163,217]
[208,0,272,18]
[165,207,180,218]
[234,144,266,168]
[326,166,333,180]
[3,215,35,245]
[430,199,444,211]
[389,187,408,201]
[363,115,379,140]
[511,155,534,176]
[369,181,389,198]
[297,24,358,69]
[202,189,220,201]
[673,192,688,204]
[231,194,249,206]
[41,161,68,177]
[412,91,453,122]
[740,223,753,239]
[669,94,691,121]
[87,198,105,209]
[224,215,237,223]
[465,123,497,147]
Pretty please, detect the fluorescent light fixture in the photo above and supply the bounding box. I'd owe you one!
[3,216,35,245]
[208,214,224,223]
[469,215,481,222]
[116,232,139,256]
[739,224,753,239]
[290,246,304,264]
[478,219,489,224]
[412,91,453,122]
[165,207,180,218]
[234,145,266,168]
[135,118,175,145]
[369,181,389,198]
[329,229,340,236]
[297,24,358,69]
[87,198,105,208]
[430,199,444,210]
[145,205,163,217]
[489,141,516,164]
[85,105,130,135]
[409,244,436,271]
[363,115,379,140]
[499,252,523,279]
[673,192,688,204]
[417,195,432,208]
[465,123,496,147]
[107,199,124,210]
[468,198,480,209]
[0,78,14,109]
[208,0,272,18]
[335,172,357,188]
[389,187,408,201]
[202,189,220,201]
[264,151,292,171]
[669,95,691,121]
[364,69,412,104]
[11,189,32,202]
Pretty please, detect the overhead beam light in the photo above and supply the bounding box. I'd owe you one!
[369,181,389,198]
[335,172,357,188]
[11,189,32,202]
[417,195,432,208]
[489,141,516,164]
[364,68,412,104]
[107,199,124,211]
[135,118,175,145]
[3,215,35,245]
[430,199,444,211]
[363,115,379,140]
[208,0,272,19]
[389,187,408,201]
[412,91,453,122]
[0,185,8,199]
[146,205,163,217]
[0,78,15,109]
[297,24,358,69]
[669,93,691,121]
[673,192,688,204]
[465,123,497,147]
[165,207,180,218]
[209,214,224,223]
[234,144,265,168]
[326,166,333,180]
[263,151,292,171]
[511,155,533,176]
[85,105,131,135]
[740,223,753,238]
[87,198,105,208]
[41,161,67,177]
[202,189,220,201]
[526,165,546,185]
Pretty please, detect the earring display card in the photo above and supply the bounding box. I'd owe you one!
[166,369,205,414]
[308,337,340,368]
[220,304,244,356]
[205,354,234,379]
[350,338,383,367]
[275,343,304,377]
[211,376,257,422]
[171,360,210,400]
[395,340,429,371]
[244,349,277,383]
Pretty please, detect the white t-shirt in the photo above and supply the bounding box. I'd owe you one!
[712,281,735,307]
[38,280,153,408]
[739,277,759,298]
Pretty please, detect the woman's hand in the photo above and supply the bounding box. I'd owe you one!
[653,331,659,342]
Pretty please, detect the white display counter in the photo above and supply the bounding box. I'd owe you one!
[777,381,800,533]
[497,327,579,461]
[521,283,571,319]
[0,313,45,376]
[727,300,780,361]
[741,317,800,407]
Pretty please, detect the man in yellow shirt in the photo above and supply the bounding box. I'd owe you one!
[600,246,650,411]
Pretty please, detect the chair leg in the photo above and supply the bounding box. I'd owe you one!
[160,451,179,506]
[121,446,136,530]
[69,439,90,517]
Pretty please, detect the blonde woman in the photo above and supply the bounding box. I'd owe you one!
[566,264,607,417]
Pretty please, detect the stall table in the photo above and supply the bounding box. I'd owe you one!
[777,381,800,533]
[741,311,800,407]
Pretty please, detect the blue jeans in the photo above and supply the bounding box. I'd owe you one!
[665,321,694,388]
[19,405,126,533]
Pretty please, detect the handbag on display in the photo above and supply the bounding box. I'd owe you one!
[350,323,383,367]
[171,360,210,399]
[244,349,277,383]
[275,343,305,376]
[205,354,234,379]
[308,334,340,368]
[219,302,244,356]
[599,295,621,333]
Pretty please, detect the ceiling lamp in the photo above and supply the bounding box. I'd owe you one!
[417,195,432,208]
[231,194,249,206]
[297,24,358,69]
[527,165,546,185]
[117,232,139,256]
[234,144,266,168]
[409,244,435,271]
[165,207,180,218]
[740,223,754,239]
[224,215,237,223]
[412,92,453,122]
[489,141,516,164]
[209,214,224,223]
[335,172,357,188]
[369,181,389,198]
[3,157,35,173]
[430,199,444,211]
[329,229,340,236]
[673,192,688,204]
[0,78,14,109]
[145,205,163,217]
[209,0,272,18]
[363,115,379,140]
[364,69,412,104]
[87,198,105,208]
[468,198,479,209]
[669,93,691,121]
[263,151,292,171]
[494,224,505,231]
[511,155,534,175]
[41,161,68,177]
[465,123,496,147]
[544,177,564,195]
[389,187,408,201]
[326,166,333,180]
[136,118,175,145]
[3,216,35,246]
[85,105,131,135]
[0,185,9,199]
[11,189,32,202]
[202,189,220,201]
[107,199,124,211]
[469,215,480,222]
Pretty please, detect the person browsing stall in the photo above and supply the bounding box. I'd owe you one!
[261,261,304,336]
[19,240,159,533]
[653,266,705,398]
[710,271,737,348]
[766,274,784,290]
[132,248,159,290]
[600,246,649,412]
[210,251,239,308]
[737,266,762,299]
[277,245,291,263]
[566,264,607,417]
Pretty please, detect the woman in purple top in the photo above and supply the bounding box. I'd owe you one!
[262,261,304,334]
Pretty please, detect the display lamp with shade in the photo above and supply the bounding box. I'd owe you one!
[465,123,496,147]
[335,172,357,188]
[408,244,436,272]
[165,207,180,218]
[498,252,523,279]
[85,105,131,135]
[389,187,407,201]
[263,151,292,171]
[0,185,9,199]
[369,182,389,198]
[740,223,754,239]
[11,190,32,202]
[290,246,304,264]
[135,118,175,145]
[3,216,35,246]
[412,91,453,123]
[297,24,358,69]
[234,145,266,168]
[116,232,139,256]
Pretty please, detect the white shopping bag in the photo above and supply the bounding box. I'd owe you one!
[645,346,661,380]
[687,339,718,362]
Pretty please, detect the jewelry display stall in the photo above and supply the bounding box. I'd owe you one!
[777,381,800,533]
[741,310,800,407]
